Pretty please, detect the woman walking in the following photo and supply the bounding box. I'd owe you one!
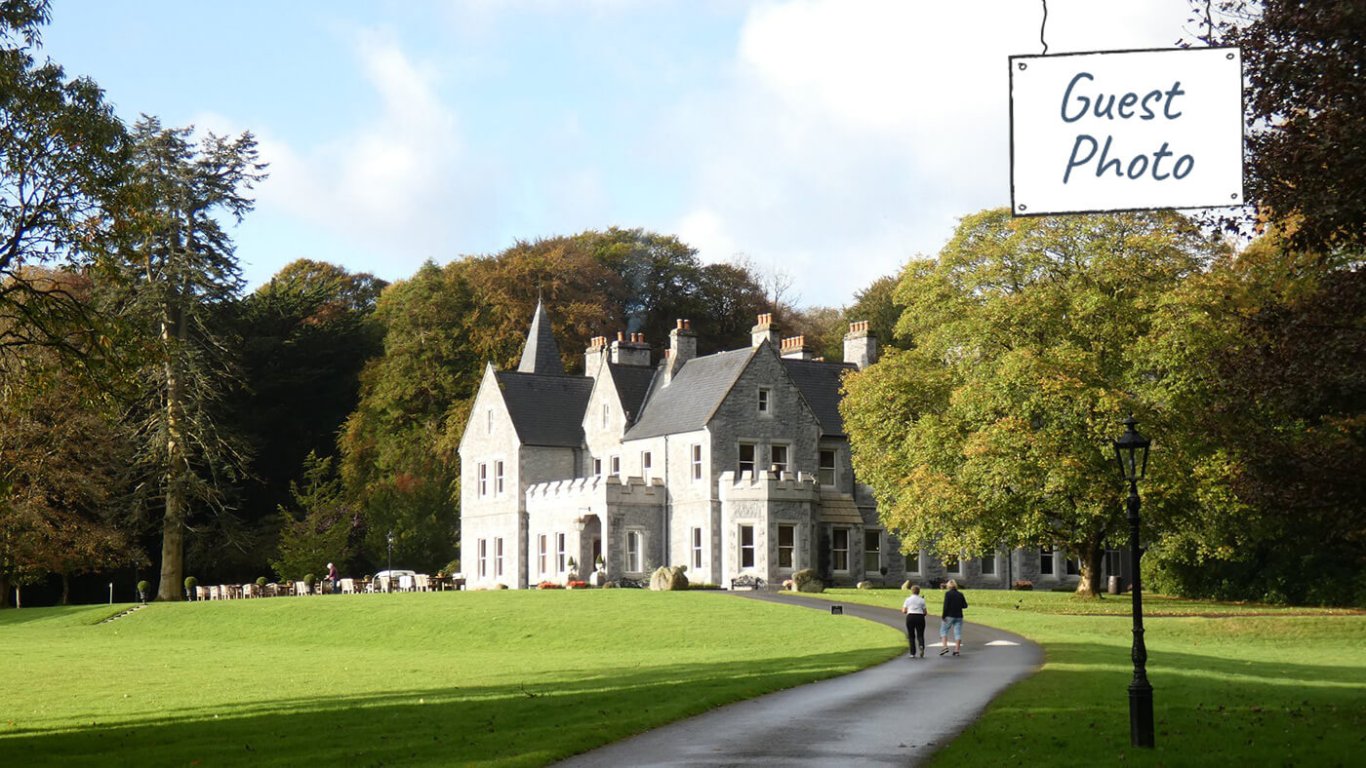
[901,585,928,658]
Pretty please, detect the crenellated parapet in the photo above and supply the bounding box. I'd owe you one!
[718,470,820,503]
[525,474,665,509]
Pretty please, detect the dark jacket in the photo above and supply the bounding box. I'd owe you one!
[942,588,968,619]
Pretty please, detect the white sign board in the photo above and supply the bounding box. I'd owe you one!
[1010,47,1243,216]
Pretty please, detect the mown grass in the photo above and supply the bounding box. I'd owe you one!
[822,588,1366,766]
[0,590,903,767]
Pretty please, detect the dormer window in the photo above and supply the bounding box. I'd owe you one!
[757,387,771,415]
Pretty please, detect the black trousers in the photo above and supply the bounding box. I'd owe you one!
[905,614,926,653]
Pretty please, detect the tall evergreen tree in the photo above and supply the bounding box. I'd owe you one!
[105,117,265,601]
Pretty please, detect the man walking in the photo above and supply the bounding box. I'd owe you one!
[901,585,928,658]
[939,580,968,656]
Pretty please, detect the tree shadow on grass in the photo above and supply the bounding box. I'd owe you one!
[939,641,1364,766]
[0,650,893,768]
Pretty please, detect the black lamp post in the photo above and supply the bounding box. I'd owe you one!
[1113,416,1154,748]
[386,529,395,593]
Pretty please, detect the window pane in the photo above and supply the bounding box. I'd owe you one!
[740,525,755,568]
[739,443,756,474]
[1040,547,1055,575]
[980,553,996,575]
[864,530,881,572]
[833,528,849,571]
[777,525,794,569]
[908,550,920,573]
[818,449,836,485]
[771,445,788,473]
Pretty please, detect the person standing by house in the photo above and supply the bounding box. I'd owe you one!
[939,580,968,656]
[327,562,339,594]
[901,585,928,658]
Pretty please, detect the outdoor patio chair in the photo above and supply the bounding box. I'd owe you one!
[399,574,414,591]
[340,578,355,594]
[294,580,309,596]
[414,574,429,591]
[196,586,208,601]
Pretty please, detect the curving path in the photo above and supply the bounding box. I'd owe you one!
[555,591,1042,767]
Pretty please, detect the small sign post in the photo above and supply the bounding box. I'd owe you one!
[1010,47,1243,216]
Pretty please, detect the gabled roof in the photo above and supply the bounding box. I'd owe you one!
[495,371,593,446]
[517,300,564,375]
[624,347,756,440]
[781,358,856,437]
[608,363,656,424]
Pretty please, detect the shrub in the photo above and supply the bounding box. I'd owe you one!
[901,580,914,590]
[1012,579,1034,591]
[536,581,563,590]
[494,583,509,590]
[793,568,824,593]
[304,573,316,587]
[856,580,874,590]
[137,580,151,595]
[566,580,588,589]
[443,558,461,576]
[256,576,268,588]
[782,579,795,591]
[602,581,617,589]
[184,576,197,591]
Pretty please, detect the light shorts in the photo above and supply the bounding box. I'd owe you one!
[940,616,963,640]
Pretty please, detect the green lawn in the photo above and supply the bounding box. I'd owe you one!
[0,591,903,767]
[820,588,1366,766]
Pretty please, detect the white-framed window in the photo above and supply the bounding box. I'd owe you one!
[770,444,789,475]
[642,451,653,482]
[494,460,504,495]
[1040,547,1055,575]
[477,463,488,497]
[477,539,488,578]
[818,449,837,486]
[738,442,757,475]
[739,525,756,569]
[593,458,603,477]
[494,538,504,577]
[556,533,567,572]
[945,555,961,574]
[778,524,795,569]
[1066,557,1080,576]
[691,527,703,569]
[538,534,548,575]
[832,528,849,571]
[757,386,772,415]
[626,530,644,572]
[980,551,997,576]
[864,530,882,573]
[907,549,921,574]
[691,444,703,481]
[610,455,621,477]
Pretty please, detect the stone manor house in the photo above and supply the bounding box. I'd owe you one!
[458,304,1098,591]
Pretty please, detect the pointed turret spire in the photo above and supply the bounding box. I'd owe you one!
[517,299,565,375]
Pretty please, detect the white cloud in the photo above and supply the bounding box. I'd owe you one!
[667,0,1194,306]
[251,29,479,277]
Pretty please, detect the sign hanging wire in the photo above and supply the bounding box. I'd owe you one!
[1040,0,1049,55]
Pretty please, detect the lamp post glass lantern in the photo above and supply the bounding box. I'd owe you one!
[1113,416,1155,748]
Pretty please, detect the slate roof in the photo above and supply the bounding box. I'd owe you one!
[624,347,757,440]
[496,371,593,447]
[607,363,656,424]
[780,358,857,437]
[517,300,564,375]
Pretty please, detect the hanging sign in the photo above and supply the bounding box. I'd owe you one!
[1009,47,1243,216]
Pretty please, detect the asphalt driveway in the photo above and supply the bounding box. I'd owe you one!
[555,590,1043,767]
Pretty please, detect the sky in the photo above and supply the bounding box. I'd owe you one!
[40,0,1203,308]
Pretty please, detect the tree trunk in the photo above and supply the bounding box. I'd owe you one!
[156,305,187,603]
[0,573,9,608]
[60,572,70,605]
[1074,540,1105,597]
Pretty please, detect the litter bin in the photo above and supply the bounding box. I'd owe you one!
[1108,575,1124,594]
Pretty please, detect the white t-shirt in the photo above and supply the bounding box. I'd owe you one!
[902,594,927,614]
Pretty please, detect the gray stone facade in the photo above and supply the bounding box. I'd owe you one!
[457,306,1115,592]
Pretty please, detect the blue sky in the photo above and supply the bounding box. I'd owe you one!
[42,0,1198,307]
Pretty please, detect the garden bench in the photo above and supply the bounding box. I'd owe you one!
[730,574,766,591]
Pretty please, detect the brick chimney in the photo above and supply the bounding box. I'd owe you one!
[584,335,609,376]
[780,335,814,361]
[610,331,651,367]
[843,320,879,370]
[662,319,697,387]
[751,313,779,348]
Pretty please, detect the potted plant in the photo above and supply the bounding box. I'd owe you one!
[303,573,316,594]
[594,554,605,571]
[137,580,151,603]
[183,576,197,601]
[566,557,579,581]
